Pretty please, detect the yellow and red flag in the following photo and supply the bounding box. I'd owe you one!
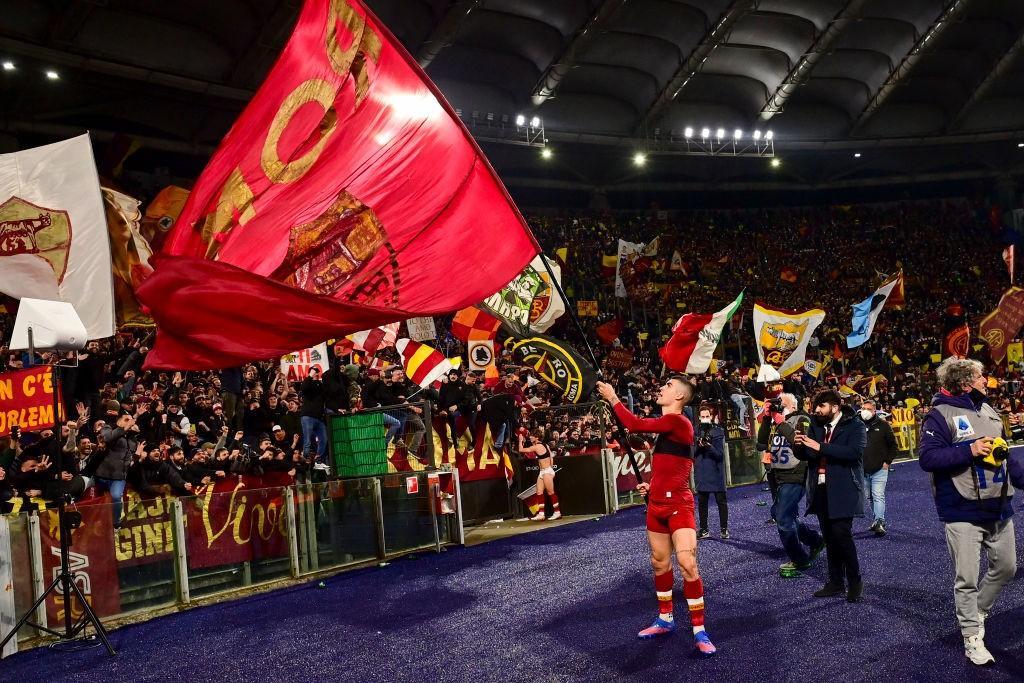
[396,338,456,388]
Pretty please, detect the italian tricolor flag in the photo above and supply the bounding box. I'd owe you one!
[660,291,744,373]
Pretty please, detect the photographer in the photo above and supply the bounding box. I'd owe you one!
[764,394,824,577]
[918,357,1024,667]
[694,406,728,540]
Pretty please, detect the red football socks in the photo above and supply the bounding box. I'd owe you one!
[655,570,674,616]
[684,578,706,633]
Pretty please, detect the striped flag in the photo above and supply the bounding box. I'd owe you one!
[348,323,399,356]
[451,306,502,342]
[396,338,457,388]
[660,292,744,373]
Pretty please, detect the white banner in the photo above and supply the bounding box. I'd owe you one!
[615,239,644,298]
[753,304,826,378]
[0,135,115,338]
[280,342,329,382]
[406,316,437,342]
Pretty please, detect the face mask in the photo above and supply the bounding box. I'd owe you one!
[860,409,874,421]
[700,418,712,424]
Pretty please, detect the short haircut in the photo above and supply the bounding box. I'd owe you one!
[936,357,984,394]
[813,390,842,408]
[667,375,696,405]
[861,399,876,409]
[780,393,798,409]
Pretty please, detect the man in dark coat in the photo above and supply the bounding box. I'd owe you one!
[694,406,728,539]
[794,390,867,603]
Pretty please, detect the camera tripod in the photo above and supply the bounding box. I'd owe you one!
[0,363,116,656]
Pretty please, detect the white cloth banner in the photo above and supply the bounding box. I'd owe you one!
[0,516,15,659]
[406,317,437,342]
[0,135,114,338]
[615,239,644,298]
[280,342,329,381]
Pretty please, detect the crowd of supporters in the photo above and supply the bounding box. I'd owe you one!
[2,197,1022,516]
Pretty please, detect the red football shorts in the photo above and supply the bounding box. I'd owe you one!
[646,495,696,534]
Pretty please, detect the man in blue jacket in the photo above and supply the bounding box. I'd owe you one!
[694,406,728,539]
[794,390,866,603]
[919,357,1024,667]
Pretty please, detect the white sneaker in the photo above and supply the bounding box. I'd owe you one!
[548,511,562,520]
[964,634,995,666]
[530,512,545,521]
[978,610,988,640]
[312,462,330,472]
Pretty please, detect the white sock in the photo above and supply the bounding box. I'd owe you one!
[660,613,674,623]
[693,625,706,636]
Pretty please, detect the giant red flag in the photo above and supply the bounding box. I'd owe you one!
[140,0,537,369]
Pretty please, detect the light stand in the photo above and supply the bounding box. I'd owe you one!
[0,302,116,656]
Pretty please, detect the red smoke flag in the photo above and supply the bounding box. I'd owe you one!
[596,318,624,345]
[138,0,537,370]
[1003,246,1015,284]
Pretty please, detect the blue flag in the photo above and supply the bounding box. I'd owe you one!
[847,277,899,348]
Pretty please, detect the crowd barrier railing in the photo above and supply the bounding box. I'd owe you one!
[0,469,461,656]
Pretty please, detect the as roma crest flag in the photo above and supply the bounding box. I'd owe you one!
[752,303,825,378]
[140,0,537,369]
[0,135,115,339]
[979,287,1024,363]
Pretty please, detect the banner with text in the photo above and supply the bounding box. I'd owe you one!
[0,366,63,437]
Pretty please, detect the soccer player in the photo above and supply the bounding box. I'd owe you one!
[596,377,716,657]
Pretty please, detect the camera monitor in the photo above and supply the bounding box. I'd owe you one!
[9,298,88,351]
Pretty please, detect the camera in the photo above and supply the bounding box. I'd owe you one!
[767,398,784,414]
[982,436,1010,468]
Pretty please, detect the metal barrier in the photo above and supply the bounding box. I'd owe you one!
[0,469,462,656]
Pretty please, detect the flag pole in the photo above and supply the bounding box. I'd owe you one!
[538,253,645,484]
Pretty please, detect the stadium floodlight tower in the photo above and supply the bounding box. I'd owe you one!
[0,299,116,657]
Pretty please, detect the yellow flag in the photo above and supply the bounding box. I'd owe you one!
[709,359,719,374]
[891,354,902,365]
[930,353,942,364]
[1007,341,1023,366]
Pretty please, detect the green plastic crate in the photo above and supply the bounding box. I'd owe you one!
[330,412,388,477]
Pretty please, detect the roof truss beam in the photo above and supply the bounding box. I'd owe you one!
[639,0,758,133]
[530,0,629,106]
[759,0,869,121]
[850,0,972,135]
[946,25,1024,132]
[416,0,483,69]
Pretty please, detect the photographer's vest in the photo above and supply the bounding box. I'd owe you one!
[769,414,811,471]
[931,402,1014,502]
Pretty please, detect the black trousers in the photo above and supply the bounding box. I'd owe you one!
[698,491,728,532]
[812,484,861,585]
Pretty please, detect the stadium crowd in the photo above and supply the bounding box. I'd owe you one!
[1,197,1022,518]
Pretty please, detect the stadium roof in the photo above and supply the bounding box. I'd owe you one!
[2,0,1023,204]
